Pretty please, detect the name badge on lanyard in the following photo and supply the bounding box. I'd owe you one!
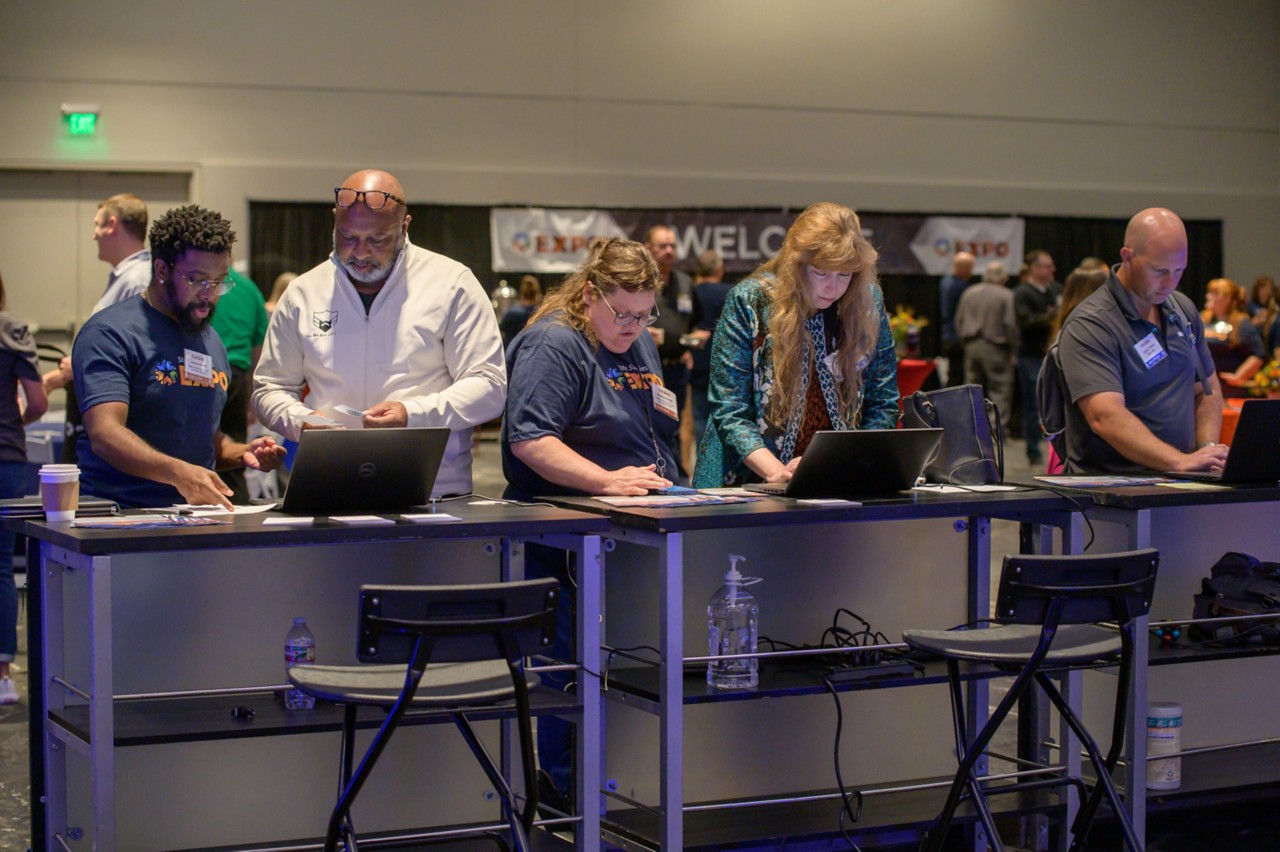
[1134,332,1167,369]
[184,348,214,383]
[651,383,679,420]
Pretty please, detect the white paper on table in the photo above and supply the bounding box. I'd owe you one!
[262,516,315,526]
[168,503,278,517]
[913,484,1018,493]
[400,513,462,523]
[329,515,395,525]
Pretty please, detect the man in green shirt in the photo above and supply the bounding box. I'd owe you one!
[210,267,269,502]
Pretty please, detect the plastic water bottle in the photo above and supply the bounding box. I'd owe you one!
[707,554,759,689]
[284,617,316,710]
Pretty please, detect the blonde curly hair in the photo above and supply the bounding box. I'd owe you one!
[529,237,662,349]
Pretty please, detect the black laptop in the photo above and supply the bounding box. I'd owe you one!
[280,427,450,514]
[1166,398,1280,483]
[744,428,944,499]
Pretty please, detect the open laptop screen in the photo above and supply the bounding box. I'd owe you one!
[281,427,450,514]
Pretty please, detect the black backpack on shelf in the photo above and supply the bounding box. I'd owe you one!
[1190,552,1280,644]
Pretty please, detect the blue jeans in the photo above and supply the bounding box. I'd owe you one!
[0,461,28,662]
[1016,355,1044,461]
[524,542,575,797]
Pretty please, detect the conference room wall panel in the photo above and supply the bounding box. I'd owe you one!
[0,0,1276,328]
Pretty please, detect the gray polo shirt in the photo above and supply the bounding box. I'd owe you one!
[1058,271,1213,473]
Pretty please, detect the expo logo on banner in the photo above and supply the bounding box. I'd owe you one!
[493,209,626,273]
[909,217,1025,276]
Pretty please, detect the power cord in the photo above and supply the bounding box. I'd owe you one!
[986,482,1098,551]
[819,673,865,852]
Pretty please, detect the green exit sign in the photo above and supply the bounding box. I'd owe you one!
[66,112,97,135]
[60,103,100,136]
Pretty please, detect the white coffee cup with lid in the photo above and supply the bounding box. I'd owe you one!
[39,464,80,522]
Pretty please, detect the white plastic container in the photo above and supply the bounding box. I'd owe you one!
[1146,701,1182,790]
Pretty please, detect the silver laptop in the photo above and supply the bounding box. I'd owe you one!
[744,428,944,499]
[280,427,450,514]
[1165,399,1280,483]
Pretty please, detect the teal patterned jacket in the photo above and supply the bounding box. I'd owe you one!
[691,275,900,487]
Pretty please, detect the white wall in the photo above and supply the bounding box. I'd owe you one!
[1,0,1277,324]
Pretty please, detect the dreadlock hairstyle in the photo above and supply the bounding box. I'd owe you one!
[148,205,237,268]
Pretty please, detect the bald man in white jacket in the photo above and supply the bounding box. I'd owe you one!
[252,170,506,496]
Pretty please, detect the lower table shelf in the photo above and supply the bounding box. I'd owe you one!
[50,689,582,747]
[602,780,1065,850]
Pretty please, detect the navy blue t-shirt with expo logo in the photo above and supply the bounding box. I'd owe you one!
[72,295,230,508]
[501,315,679,500]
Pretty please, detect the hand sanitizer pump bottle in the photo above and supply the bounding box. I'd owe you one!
[707,554,759,689]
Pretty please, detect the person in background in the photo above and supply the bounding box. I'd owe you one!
[1202,277,1266,397]
[502,237,676,810]
[43,193,152,462]
[252,169,506,497]
[1051,266,1110,343]
[693,202,898,487]
[1043,265,1109,474]
[73,205,285,509]
[499,274,543,349]
[1246,276,1277,363]
[0,271,48,705]
[955,261,1016,431]
[688,249,732,449]
[937,251,975,387]
[644,225,697,419]
[1012,249,1062,465]
[209,267,269,502]
[1246,275,1274,321]
[263,271,297,313]
[1057,208,1226,474]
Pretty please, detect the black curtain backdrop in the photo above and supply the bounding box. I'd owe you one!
[249,202,1222,359]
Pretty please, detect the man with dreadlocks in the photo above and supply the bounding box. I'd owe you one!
[73,204,285,509]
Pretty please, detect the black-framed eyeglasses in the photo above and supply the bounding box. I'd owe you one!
[178,272,235,296]
[334,188,405,210]
[594,286,659,327]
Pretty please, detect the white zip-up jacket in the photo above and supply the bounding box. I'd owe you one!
[251,241,506,496]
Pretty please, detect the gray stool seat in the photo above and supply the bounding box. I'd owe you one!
[291,578,561,852]
[290,660,538,706]
[903,623,1121,667]
[903,549,1158,852]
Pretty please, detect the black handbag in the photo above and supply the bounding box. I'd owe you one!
[901,384,1004,485]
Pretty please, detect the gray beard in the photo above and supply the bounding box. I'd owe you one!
[334,235,405,285]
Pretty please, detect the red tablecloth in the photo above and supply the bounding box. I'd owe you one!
[897,359,935,399]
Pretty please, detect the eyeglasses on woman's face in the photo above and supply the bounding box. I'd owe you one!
[593,285,659,327]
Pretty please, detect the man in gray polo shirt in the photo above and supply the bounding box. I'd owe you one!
[1058,208,1229,474]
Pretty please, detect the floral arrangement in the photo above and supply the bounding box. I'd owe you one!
[888,306,928,349]
[1250,360,1280,397]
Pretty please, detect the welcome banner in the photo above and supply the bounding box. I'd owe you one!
[491,208,1023,276]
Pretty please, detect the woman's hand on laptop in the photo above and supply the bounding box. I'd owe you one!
[363,400,408,429]
[745,448,800,483]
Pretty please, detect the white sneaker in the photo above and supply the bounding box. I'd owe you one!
[0,676,18,705]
